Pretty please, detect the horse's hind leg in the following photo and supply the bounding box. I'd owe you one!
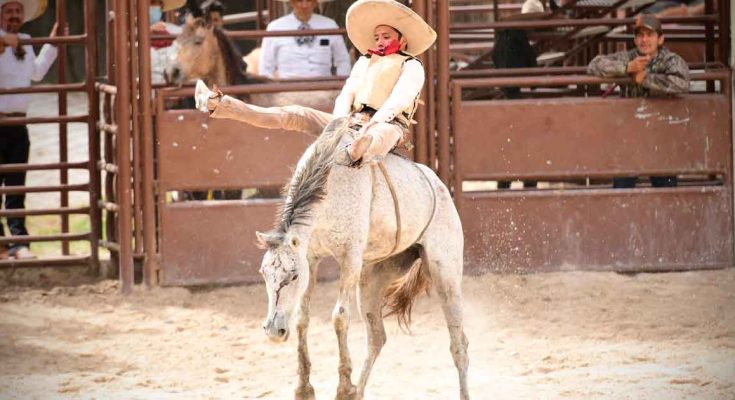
[421,237,470,400]
[355,255,409,399]
[294,256,321,400]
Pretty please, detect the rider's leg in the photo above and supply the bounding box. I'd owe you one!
[195,81,331,136]
[349,122,403,162]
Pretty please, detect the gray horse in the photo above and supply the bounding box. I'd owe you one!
[256,117,470,400]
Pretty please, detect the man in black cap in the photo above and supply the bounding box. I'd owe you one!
[587,14,689,188]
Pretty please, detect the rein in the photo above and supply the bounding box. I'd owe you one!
[366,159,437,265]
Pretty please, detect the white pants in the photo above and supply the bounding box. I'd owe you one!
[208,95,403,160]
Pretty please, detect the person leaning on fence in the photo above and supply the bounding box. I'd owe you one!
[258,0,351,79]
[195,0,436,167]
[0,0,63,260]
[587,14,689,189]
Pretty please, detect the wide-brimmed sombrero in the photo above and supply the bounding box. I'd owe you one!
[161,0,185,12]
[346,0,436,56]
[0,0,43,23]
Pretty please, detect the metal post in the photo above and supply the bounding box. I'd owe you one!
[128,0,143,256]
[436,0,451,186]
[413,0,428,165]
[705,0,715,92]
[114,0,134,294]
[85,0,100,275]
[137,0,158,286]
[56,0,70,254]
[427,0,437,171]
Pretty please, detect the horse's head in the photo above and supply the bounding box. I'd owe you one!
[256,229,308,343]
[166,14,222,85]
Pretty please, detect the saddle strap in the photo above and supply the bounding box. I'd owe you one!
[377,161,402,257]
[366,160,436,266]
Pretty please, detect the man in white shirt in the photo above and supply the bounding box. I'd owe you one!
[259,0,351,79]
[0,0,60,260]
[195,0,435,167]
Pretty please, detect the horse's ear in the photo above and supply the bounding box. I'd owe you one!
[255,231,269,248]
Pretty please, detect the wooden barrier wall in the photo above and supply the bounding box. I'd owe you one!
[452,94,733,273]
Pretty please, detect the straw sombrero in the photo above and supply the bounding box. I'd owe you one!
[0,0,42,23]
[346,0,436,56]
[161,0,185,12]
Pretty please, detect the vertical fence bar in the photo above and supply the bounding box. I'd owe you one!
[85,0,100,274]
[128,0,143,256]
[56,0,70,254]
[137,0,158,286]
[114,0,134,294]
[705,0,714,92]
[412,0,428,165]
[426,0,437,171]
[436,0,451,185]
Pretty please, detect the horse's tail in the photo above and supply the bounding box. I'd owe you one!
[383,256,431,330]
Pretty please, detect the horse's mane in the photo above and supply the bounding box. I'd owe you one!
[260,118,351,248]
[212,27,248,85]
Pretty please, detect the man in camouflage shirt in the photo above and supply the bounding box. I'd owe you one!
[587,14,689,188]
[587,14,689,98]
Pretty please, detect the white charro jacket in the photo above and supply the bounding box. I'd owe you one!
[332,53,424,125]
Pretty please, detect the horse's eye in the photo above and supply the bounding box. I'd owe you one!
[194,36,204,45]
[291,274,298,281]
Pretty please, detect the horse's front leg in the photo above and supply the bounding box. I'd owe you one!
[294,256,321,400]
[333,253,362,400]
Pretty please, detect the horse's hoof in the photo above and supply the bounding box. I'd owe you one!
[294,384,315,400]
[335,384,357,400]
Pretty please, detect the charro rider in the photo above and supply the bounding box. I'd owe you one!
[194,0,436,166]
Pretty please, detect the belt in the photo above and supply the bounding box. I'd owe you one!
[351,105,409,130]
[0,112,27,118]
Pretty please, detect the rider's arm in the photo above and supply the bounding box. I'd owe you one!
[332,56,368,118]
[371,59,424,124]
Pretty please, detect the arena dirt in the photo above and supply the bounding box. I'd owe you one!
[0,268,733,399]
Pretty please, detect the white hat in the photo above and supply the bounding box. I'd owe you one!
[346,0,436,56]
[0,0,42,23]
[160,0,185,12]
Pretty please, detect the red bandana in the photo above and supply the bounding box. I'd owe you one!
[151,27,174,49]
[367,39,401,57]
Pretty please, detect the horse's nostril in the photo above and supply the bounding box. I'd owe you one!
[278,328,286,336]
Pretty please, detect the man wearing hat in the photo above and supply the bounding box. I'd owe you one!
[0,0,62,260]
[588,14,689,97]
[587,14,689,188]
[196,0,435,166]
[259,0,351,79]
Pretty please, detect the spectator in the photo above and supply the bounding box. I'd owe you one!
[587,14,689,188]
[150,0,184,85]
[200,0,225,29]
[259,0,351,79]
[0,0,62,260]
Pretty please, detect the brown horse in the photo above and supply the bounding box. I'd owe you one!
[166,15,339,109]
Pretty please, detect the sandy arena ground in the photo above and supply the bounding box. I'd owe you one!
[0,268,733,400]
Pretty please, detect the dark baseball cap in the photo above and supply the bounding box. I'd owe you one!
[634,14,663,34]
